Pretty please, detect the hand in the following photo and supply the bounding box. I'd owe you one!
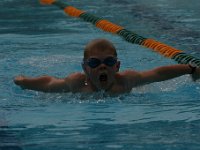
[191,68,200,81]
[14,75,25,85]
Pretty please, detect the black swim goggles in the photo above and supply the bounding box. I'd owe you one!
[84,57,117,68]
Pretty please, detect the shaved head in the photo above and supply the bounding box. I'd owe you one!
[84,39,117,60]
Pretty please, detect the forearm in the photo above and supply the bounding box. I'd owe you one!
[14,76,53,92]
[153,64,193,81]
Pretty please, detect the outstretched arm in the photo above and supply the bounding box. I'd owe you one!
[14,75,70,92]
[139,64,199,84]
[125,64,200,88]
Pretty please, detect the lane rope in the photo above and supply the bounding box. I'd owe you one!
[40,0,200,67]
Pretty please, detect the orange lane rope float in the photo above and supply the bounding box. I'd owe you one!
[40,0,200,67]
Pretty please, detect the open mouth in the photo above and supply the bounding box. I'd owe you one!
[99,73,108,82]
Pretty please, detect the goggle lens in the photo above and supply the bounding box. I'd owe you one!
[85,57,117,68]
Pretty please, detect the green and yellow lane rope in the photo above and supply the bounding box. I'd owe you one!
[40,0,200,67]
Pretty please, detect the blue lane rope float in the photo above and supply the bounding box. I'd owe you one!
[40,0,200,67]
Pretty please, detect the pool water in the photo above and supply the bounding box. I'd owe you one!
[1,0,200,149]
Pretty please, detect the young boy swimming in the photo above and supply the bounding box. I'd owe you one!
[14,39,200,94]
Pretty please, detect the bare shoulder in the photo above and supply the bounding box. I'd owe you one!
[65,72,86,83]
[119,70,141,79]
[67,72,85,79]
[117,70,142,88]
[64,72,86,90]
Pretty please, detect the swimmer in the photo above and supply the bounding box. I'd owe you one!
[14,39,200,94]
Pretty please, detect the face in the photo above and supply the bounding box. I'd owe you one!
[82,49,120,91]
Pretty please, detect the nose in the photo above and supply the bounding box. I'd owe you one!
[98,63,107,70]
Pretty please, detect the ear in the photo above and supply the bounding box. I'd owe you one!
[82,62,90,80]
[116,61,120,72]
[82,62,86,73]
